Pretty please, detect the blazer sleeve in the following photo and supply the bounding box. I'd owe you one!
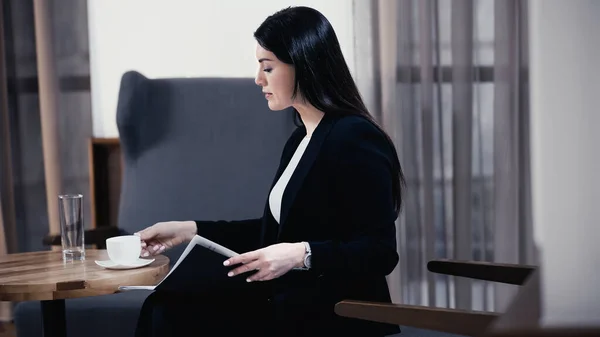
[194,219,263,254]
[308,120,400,276]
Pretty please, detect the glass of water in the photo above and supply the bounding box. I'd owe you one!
[59,194,85,261]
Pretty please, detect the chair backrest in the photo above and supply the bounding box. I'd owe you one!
[115,71,295,262]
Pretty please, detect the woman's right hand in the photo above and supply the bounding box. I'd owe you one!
[135,221,197,257]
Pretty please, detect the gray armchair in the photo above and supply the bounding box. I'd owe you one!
[14,71,296,337]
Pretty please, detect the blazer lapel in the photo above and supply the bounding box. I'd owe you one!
[271,130,305,191]
[278,113,337,231]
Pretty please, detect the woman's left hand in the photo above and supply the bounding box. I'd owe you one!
[224,242,306,282]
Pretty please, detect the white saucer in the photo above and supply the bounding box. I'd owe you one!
[95,258,155,270]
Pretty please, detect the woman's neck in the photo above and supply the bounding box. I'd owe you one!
[294,103,324,137]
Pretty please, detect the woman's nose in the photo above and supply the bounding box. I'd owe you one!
[255,72,265,86]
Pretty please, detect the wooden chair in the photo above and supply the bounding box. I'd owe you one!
[336,260,599,336]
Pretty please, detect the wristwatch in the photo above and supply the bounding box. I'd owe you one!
[302,241,312,269]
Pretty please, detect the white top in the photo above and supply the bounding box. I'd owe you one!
[269,136,311,224]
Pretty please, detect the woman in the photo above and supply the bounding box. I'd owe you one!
[135,6,405,337]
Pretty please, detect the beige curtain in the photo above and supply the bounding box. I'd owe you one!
[33,0,64,240]
[354,0,534,312]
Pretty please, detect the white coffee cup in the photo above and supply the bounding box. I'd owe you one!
[106,235,141,265]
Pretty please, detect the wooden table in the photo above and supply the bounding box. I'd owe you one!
[0,249,169,337]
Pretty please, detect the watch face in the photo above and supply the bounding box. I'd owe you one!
[305,254,312,268]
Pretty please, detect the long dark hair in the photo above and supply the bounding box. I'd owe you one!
[254,6,406,215]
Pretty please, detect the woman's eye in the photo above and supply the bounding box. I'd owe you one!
[264,68,272,73]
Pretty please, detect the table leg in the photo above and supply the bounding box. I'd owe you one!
[41,299,67,337]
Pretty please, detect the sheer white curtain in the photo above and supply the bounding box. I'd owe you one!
[353,0,534,312]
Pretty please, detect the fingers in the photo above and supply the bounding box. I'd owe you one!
[223,250,261,267]
[246,268,272,282]
[227,260,261,278]
[140,241,166,257]
[224,250,270,282]
[136,223,164,257]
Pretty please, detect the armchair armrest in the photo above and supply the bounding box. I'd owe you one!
[43,226,127,248]
[428,259,536,285]
[335,300,498,337]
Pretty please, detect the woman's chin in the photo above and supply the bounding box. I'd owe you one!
[267,101,287,111]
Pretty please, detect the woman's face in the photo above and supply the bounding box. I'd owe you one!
[255,44,296,111]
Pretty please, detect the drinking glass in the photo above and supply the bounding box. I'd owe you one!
[59,194,85,261]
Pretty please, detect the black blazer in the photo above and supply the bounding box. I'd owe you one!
[196,113,401,337]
